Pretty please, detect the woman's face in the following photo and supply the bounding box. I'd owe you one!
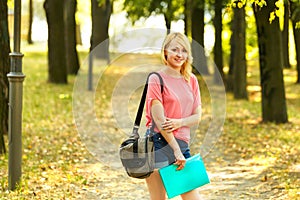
[165,40,188,70]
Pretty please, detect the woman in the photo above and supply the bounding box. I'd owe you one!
[145,32,202,200]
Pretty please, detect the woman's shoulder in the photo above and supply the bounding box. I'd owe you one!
[189,73,198,82]
[148,71,163,80]
[148,71,164,86]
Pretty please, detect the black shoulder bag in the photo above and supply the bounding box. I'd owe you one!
[119,72,164,179]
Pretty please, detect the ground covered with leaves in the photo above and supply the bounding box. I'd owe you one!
[0,46,299,199]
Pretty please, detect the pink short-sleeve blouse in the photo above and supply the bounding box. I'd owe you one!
[146,71,201,143]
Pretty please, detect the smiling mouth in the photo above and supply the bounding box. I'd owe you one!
[174,58,185,63]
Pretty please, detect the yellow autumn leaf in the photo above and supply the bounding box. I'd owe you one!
[237,2,243,8]
[275,0,284,31]
[269,11,276,24]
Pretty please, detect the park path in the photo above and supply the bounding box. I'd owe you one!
[71,136,288,200]
[73,54,289,200]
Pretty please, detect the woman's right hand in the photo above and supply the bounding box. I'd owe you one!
[161,118,182,132]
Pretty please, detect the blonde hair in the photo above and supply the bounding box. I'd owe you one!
[161,32,193,82]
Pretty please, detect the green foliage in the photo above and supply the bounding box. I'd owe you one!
[123,0,185,24]
[123,0,153,22]
[229,0,266,8]
[229,0,285,30]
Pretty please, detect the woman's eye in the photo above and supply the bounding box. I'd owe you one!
[169,48,187,54]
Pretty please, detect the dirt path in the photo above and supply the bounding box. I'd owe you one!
[198,142,289,200]
[70,135,289,200]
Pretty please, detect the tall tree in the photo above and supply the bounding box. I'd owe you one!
[65,0,80,75]
[27,0,33,44]
[253,1,288,123]
[0,0,10,154]
[91,0,112,61]
[44,0,68,84]
[281,0,290,68]
[213,0,224,83]
[232,3,247,99]
[184,0,191,36]
[227,17,236,92]
[191,0,209,75]
[291,0,300,84]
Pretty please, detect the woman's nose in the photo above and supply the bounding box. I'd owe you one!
[176,50,183,56]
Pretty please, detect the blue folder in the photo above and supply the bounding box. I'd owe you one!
[158,154,210,199]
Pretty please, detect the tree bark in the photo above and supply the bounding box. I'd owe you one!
[65,0,80,75]
[164,13,171,33]
[281,1,290,68]
[44,0,68,84]
[233,6,248,99]
[294,23,300,83]
[253,1,288,123]
[227,19,235,92]
[91,0,111,61]
[191,2,209,75]
[291,1,300,84]
[184,0,191,37]
[213,0,224,84]
[27,0,33,44]
[0,0,10,154]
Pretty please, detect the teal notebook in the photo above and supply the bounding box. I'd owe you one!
[158,154,210,199]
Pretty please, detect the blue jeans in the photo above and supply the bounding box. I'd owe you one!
[147,130,191,169]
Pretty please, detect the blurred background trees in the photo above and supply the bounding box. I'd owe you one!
[90,0,112,60]
[0,0,10,154]
[44,0,68,84]
[1,0,300,153]
[253,0,288,123]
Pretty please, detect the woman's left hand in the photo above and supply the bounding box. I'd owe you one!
[161,118,182,132]
[174,149,186,170]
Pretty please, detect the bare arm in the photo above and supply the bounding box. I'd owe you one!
[161,106,201,132]
[151,100,186,170]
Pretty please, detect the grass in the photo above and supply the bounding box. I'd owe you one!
[0,43,299,199]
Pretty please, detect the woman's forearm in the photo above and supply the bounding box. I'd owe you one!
[181,106,202,127]
[162,106,201,131]
[151,100,182,153]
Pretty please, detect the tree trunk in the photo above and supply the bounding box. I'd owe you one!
[163,13,171,33]
[184,0,191,37]
[281,1,290,68]
[0,0,10,154]
[44,0,68,84]
[294,23,300,84]
[253,1,288,123]
[191,2,209,75]
[233,6,248,99]
[293,23,300,84]
[65,0,80,75]
[27,0,33,44]
[291,1,300,84]
[213,0,224,84]
[91,0,111,61]
[227,19,235,92]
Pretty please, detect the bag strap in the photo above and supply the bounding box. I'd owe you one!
[132,72,164,138]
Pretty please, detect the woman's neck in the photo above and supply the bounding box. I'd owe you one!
[162,66,182,78]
